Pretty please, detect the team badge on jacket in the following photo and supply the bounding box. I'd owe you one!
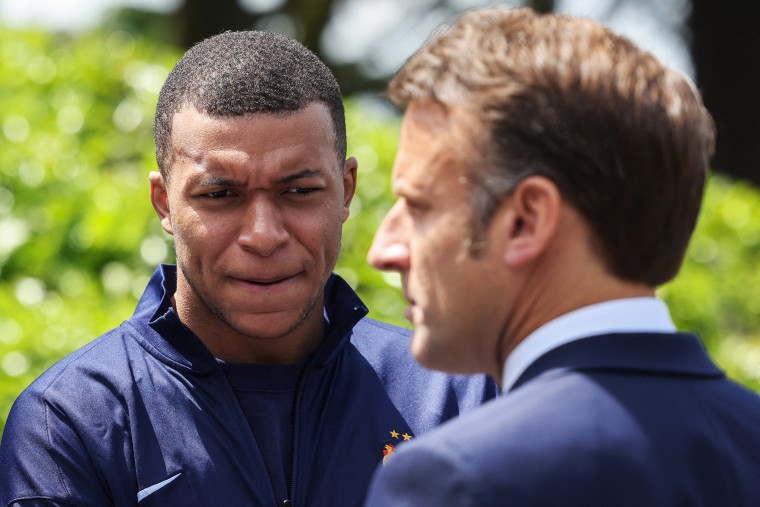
[383,429,413,464]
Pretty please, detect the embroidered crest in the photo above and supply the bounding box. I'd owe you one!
[382,442,396,464]
[382,429,413,464]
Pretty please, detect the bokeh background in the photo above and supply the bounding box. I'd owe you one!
[2,0,760,434]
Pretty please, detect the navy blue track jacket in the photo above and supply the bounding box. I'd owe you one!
[0,265,495,507]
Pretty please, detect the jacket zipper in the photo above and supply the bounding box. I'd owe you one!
[285,357,310,507]
[284,306,364,507]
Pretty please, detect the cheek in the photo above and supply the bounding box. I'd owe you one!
[178,203,239,238]
[171,211,231,265]
[322,219,345,259]
[172,217,208,248]
[414,231,456,271]
[291,210,343,254]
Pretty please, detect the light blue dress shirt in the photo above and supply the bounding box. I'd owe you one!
[501,297,676,391]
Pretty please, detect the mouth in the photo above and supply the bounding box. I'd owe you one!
[403,294,417,322]
[249,276,290,285]
[402,282,416,321]
[232,273,299,287]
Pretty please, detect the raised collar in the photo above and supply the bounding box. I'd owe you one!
[126,264,368,375]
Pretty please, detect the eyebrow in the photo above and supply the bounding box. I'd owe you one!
[193,174,245,187]
[277,169,325,184]
[192,169,325,187]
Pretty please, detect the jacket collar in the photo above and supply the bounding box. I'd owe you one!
[511,332,724,392]
[126,264,368,375]
[311,274,369,366]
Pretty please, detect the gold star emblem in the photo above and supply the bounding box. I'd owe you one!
[402,433,412,441]
[390,430,399,439]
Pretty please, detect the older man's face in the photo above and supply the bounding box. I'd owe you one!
[368,102,510,375]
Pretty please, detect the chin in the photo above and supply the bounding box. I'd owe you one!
[225,310,303,340]
[410,330,438,367]
[411,330,477,375]
[238,325,290,341]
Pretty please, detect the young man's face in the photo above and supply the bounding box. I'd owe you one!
[368,102,510,375]
[150,102,356,362]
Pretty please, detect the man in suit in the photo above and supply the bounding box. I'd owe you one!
[363,7,760,506]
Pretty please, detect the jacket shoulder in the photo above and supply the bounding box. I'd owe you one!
[352,317,411,339]
[0,325,142,506]
[18,324,140,399]
[349,317,497,433]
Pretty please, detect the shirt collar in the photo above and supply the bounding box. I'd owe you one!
[501,297,676,392]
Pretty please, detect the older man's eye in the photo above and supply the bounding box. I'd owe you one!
[404,198,429,214]
[206,189,233,199]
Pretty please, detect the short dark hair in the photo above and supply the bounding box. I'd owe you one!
[154,30,346,177]
[388,7,716,286]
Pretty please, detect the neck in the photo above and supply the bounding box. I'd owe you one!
[494,263,655,380]
[172,277,325,365]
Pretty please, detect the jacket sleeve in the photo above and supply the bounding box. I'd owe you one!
[0,388,112,507]
[363,441,477,507]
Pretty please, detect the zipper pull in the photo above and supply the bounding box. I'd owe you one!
[283,501,293,506]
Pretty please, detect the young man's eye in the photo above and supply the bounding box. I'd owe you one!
[285,187,319,195]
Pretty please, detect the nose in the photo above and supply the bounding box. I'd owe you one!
[238,197,290,256]
[368,200,410,273]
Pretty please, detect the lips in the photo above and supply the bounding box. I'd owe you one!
[246,276,291,285]
[403,292,416,322]
[402,282,417,322]
[230,272,300,286]
[401,279,413,305]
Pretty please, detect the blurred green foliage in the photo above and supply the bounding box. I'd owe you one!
[1,25,760,436]
[0,26,180,432]
[660,177,760,391]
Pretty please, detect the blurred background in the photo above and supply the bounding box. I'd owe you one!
[1,0,760,433]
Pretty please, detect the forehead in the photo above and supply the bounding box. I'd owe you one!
[392,102,484,195]
[168,103,339,179]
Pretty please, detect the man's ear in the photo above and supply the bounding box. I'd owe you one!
[341,156,358,223]
[149,171,174,236]
[496,176,562,268]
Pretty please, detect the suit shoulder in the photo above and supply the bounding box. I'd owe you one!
[400,373,645,465]
[367,392,621,506]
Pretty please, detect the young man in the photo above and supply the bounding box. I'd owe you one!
[0,31,494,507]
[365,7,760,506]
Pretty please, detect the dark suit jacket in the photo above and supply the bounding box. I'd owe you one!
[364,333,760,506]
